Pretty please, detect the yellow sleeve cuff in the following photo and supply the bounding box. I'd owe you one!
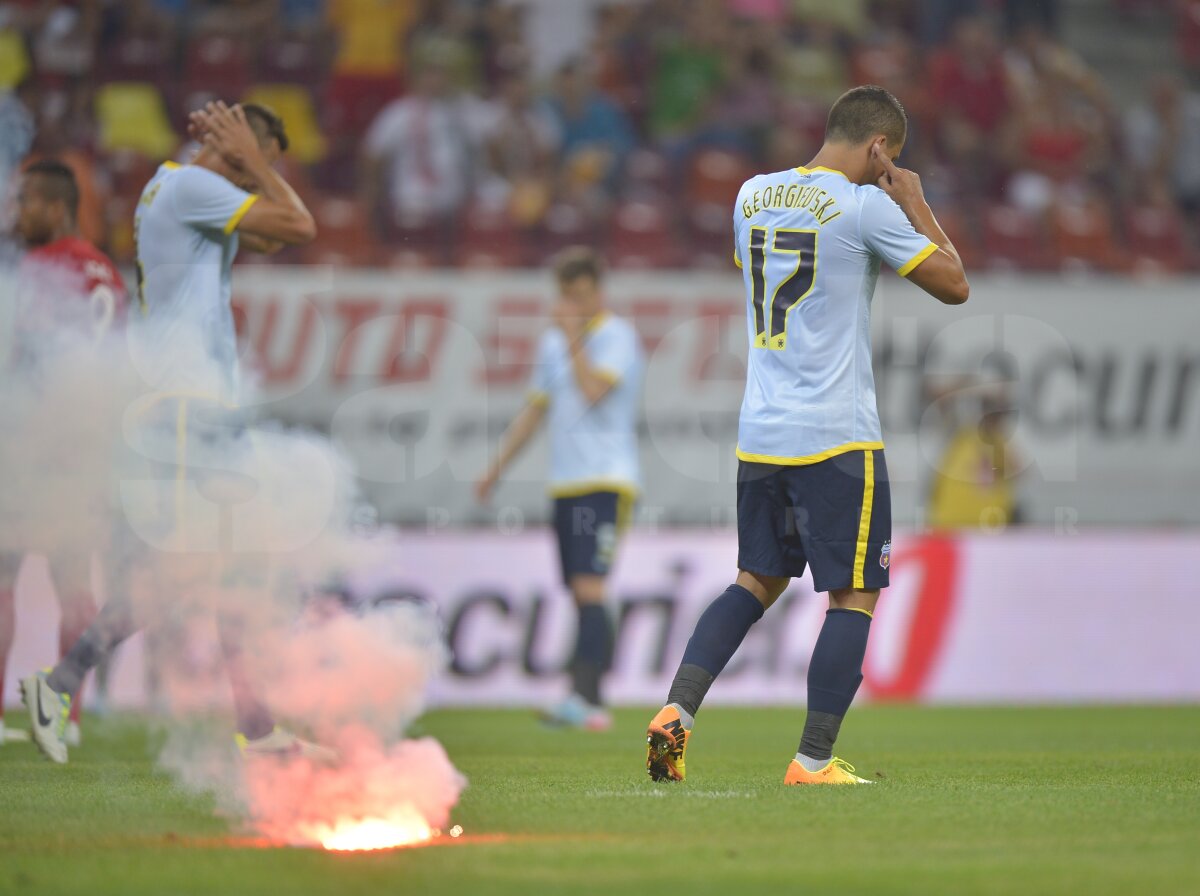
[897,242,938,277]
[733,250,743,269]
[527,391,549,407]
[224,194,259,235]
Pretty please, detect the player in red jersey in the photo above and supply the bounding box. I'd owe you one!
[0,159,126,748]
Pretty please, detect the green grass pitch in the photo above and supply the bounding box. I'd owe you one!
[1,706,1198,895]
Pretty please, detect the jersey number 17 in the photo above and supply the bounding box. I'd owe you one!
[748,226,817,351]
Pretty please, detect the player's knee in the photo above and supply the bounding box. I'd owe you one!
[569,574,607,605]
[828,587,880,614]
[736,569,789,608]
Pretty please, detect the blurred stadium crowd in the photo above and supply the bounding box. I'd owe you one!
[2,0,1199,271]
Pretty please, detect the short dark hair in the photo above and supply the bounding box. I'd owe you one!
[242,103,289,153]
[553,246,603,284]
[825,85,908,148]
[24,159,80,220]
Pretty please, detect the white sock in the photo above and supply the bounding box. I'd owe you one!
[795,752,831,772]
[668,703,694,730]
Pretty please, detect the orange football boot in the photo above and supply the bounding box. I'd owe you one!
[645,706,690,782]
[784,757,874,785]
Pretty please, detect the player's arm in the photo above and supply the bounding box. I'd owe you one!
[872,145,969,305]
[475,397,548,504]
[566,338,617,405]
[555,311,620,406]
[195,102,316,247]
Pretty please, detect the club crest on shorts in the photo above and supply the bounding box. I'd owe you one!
[879,539,891,569]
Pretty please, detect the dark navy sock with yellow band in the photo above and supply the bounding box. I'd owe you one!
[666,584,765,720]
[799,607,873,761]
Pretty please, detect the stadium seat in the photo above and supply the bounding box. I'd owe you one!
[456,203,524,269]
[300,196,380,266]
[686,149,758,208]
[1181,0,1200,68]
[1127,205,1193,272]
[101,33,173,84]
[242,85,327,164]
[527,202,599,267]
[0,27,31,89]
[94,83,178,159]
[1050,197,1127,273]
[184,34,252,99]
[256,36,326,89]
[981,204,1053,272]
[623,148,670,198]
[608,199,680,270]
[107,150,161,203]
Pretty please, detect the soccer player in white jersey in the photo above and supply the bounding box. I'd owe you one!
[477,248,644,730]
[646,86,969,784]
[21,101,320,764]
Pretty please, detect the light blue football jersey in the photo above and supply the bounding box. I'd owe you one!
[131,162,258,401]
[732,166,936,463]
[528,312,643,496]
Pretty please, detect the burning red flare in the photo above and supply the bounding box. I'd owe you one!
[300,806,434,852]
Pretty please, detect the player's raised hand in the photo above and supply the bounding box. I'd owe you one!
[198,101,264,174]
[872,142,925,211]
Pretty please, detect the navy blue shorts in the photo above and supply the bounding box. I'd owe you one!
[552,490,630,585]
[736,449,891,592]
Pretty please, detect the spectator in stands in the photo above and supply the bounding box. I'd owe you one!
[28,1,99,80]
[408,3,484,93]
[544,58,634,197]
[1125,74,1200,214]
[928,16,1013,194]
[646,11,727,146]
[325,0,420,139]
[361,57,487,234]
[1005,74,1109,214]
[926,380,1025,531]
[791,0,870,39]
[192,0,274,38]
[477,71,560,226]
[774,20,850,107]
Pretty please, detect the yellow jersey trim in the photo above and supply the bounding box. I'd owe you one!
[735,441,884,466]
[527,390,549,407]
[795,165,848,180]
[733,250,743,269]
[162,161,180,170]
[224,194,259,235]
[852,451,876,589]
[844,607,874,619]
[897,242,938,277]
[595,368,621,386]
[585,311,610,334]
[549,480,640,500]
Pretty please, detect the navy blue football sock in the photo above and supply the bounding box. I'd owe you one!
[570,604,613,706]
[798,608,872,760]
[666,584,765,718]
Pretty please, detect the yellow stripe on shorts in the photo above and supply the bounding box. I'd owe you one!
[852,450,875,590]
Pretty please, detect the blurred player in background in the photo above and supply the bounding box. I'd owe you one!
[926,380,1024,530]
[646,86,969,784]
[0,160,125,748]
[477,248,644,730]
[20,101,322,764]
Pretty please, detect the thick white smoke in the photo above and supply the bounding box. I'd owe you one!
[0,134,465,843]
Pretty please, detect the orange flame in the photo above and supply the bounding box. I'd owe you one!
[300,806,434,852]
